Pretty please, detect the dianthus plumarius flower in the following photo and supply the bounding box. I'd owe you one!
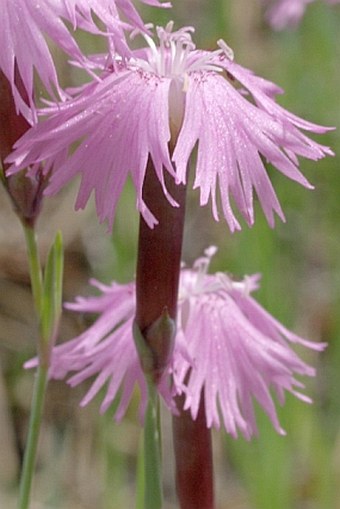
[26,247,326,439]
[173,247,325,438]
[1,0,169,119]
[7,22,333,231]
[264,0,340,30]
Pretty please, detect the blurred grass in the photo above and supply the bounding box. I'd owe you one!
[1,0,340,508]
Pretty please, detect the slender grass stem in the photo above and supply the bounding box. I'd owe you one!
[144,378,162,509]
[18,364,48,509]
[17,224,46,509]
[23,225,43,316]
[18,225,63,509]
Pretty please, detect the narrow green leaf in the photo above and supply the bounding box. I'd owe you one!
[52,231,64,323]
[41,240,55,343]
[41,231,64,354]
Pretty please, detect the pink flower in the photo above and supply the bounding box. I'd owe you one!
[1,0,169,119]
[265,0,340,29]
[8,23,333,231]
[27,247,325,438]
[174,247,325,439]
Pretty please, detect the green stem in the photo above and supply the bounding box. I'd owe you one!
[18,224,54,509]
[23,225,43,316]
[144,378,163,509]
[18,364,48,509]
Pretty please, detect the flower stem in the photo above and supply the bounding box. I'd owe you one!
[134,157,187,505]
[18,363,48,509]
[18,226,63,509]
[23,225,43,316]
[135,158,215,507]
[144,378,162,509]
[17,225,45,509]
[135,158,187,378]
[172,396,214,509]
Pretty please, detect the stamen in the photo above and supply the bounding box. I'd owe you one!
[217,39,235,61]
[129,22,229,81]
[189,246,218,293]
[216,272,260,296]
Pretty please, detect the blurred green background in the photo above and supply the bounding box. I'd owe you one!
[0,1,339,508]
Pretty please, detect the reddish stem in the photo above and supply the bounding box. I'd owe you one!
[135,158,186,377]
[0,69,44,226]
[172,397,214,509]
[0,69,30,164]
[135,158,215,508]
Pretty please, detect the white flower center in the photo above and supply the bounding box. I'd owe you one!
[129,23,235,140]
[179,246,254,303]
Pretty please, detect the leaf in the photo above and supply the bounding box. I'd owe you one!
[40,231,64,357]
